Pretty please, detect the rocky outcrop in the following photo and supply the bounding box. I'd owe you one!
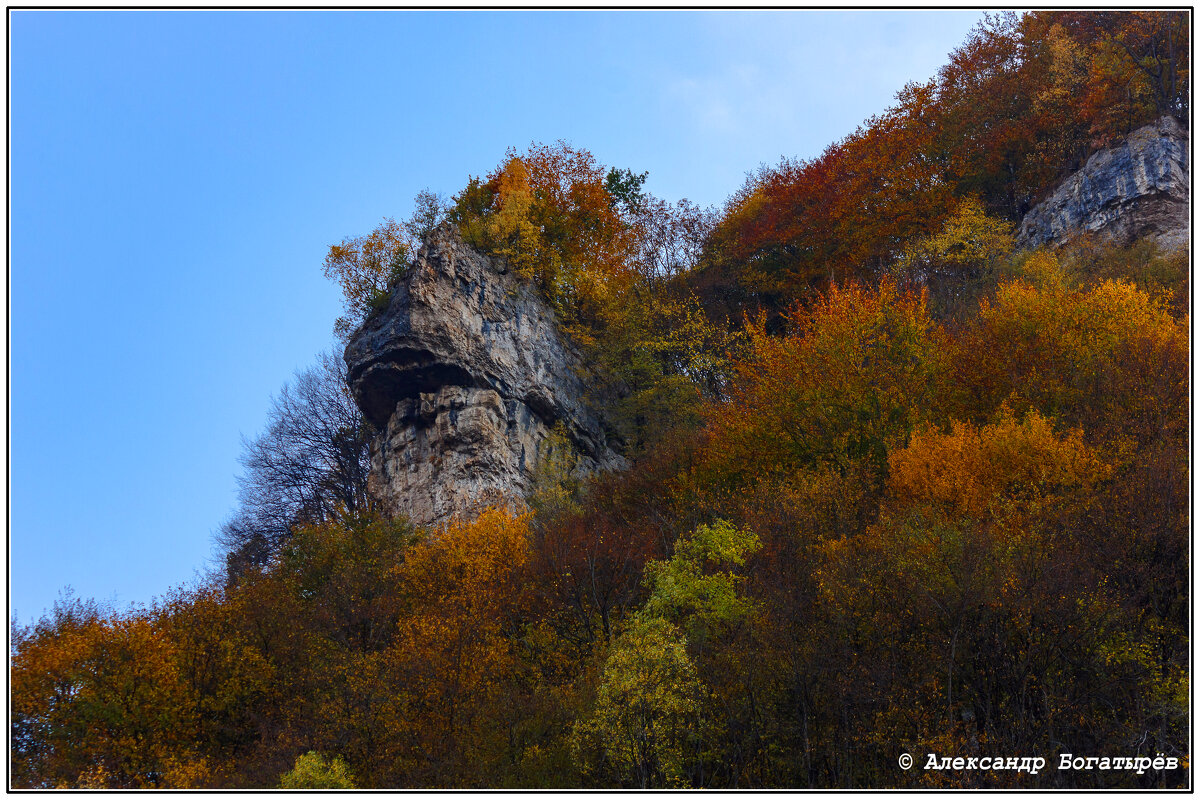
[344,225,625,528]
[1018,116,1189,251]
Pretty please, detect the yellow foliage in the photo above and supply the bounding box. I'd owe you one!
[324,218,412,340]
[387,509,532,766]
[572,616,702,788]
[700,279,947,493]
[451,141,639,341]
[901,195,1015,273]
[959,255,1188,438]
[485,157,546,284]
[11,606,212,788]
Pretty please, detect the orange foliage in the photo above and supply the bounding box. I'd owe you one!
[384,509,533,781]
[11,602,211,788]
[889,411,1107,522]
[699,279,948,496]
[450,141,639,339]
[955,257,1189,443]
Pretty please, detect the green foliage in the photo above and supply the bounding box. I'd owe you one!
[595,292,744,454]
[572,616,703,788]
[605,167,648,215]
[572,520,759,787]
[444,142,733,461]
[279,752,356,789]
[404,188,449,243]
[277,512,418,636]
[642,520,760,641]
[17,241,1187,789]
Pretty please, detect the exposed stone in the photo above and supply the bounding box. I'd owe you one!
[344,225,625,528]
[1017,116,1189,251]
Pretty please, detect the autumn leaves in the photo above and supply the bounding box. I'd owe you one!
[10,9,1191,788]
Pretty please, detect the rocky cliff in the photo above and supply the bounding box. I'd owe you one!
[344,225,625,528]
[1018,116,1189,251]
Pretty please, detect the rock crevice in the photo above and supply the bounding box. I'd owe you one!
[344,225,624,528]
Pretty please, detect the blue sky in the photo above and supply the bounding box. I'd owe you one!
[10,9,987,622]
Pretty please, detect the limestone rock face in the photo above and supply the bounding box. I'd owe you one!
[1017,116,1189,251]
[344,225,625,528]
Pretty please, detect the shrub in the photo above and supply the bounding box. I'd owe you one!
[279,751,356,790]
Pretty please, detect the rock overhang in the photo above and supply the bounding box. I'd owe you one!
[343,224,625,528]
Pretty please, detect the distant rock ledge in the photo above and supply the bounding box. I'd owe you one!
[344,225,625,529]
[1018,116,1189,251]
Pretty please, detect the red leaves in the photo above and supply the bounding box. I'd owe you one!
[701,10,1188,315]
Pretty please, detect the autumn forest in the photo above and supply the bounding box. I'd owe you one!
[10,11,1190,789]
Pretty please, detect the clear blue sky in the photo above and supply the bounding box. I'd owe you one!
[10,9,987,622]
